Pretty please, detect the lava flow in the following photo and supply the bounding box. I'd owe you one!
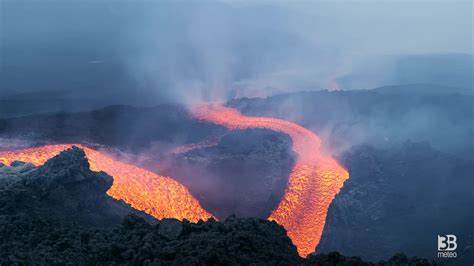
[0,144,212,222]
[192,104,349,257]
[0,104,349,257]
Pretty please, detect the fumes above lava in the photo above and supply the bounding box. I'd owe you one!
[192,104,349,257]
[0,104,348,257]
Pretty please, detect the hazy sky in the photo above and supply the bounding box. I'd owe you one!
[0,0,472,103]
[222,0,473,53]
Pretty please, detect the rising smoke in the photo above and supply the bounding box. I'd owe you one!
[1,0,472,104]
[118,0,473,103]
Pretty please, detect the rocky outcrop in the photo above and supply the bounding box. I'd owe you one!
[0,146,151,227]
[317,142,474,265]
[161,128,295,219]
[1,213,302,265]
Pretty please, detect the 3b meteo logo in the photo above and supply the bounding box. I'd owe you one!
[438,234,457,258]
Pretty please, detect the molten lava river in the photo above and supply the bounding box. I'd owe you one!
[0,104,349,257]
[0,144,212,222]
[192,104,349,256]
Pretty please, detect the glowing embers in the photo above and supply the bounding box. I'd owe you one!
[192,104,349,257]
[0,144,212,222]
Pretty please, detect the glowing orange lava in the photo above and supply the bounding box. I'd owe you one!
[0,104,348,257]
[0,144,212,222]
[192,104,349,257]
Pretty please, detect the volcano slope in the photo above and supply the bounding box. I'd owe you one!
[0,104,222,152]
[228,88,474,264]
[318,142,474,264]
[0,147,437,265]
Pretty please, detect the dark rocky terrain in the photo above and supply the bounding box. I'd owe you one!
[318,142,474,265]
[0,146,151,227]
[0,147,300,265]
[0,104,222,153]
[159,128,294,219]
[0,147,438,265]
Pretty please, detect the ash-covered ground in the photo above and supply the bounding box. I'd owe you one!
[0,147,437,265]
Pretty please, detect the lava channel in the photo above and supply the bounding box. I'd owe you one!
[0,144,213,222]
[192,104,349,257]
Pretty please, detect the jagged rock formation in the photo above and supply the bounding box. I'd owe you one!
[0,146,151,227]
[1,212,302,265]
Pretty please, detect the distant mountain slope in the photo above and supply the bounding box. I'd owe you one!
[338,53,474,90]
[0,91,112,119]
[228,87,474,157]
[0,104,221,152]
[372,84,473,95]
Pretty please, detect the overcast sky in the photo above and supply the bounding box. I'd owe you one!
[0,0,472,103]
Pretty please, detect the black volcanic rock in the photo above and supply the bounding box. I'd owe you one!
[101,215,301,265]
[0,146,150,227]
[317,141,474,265]
[306,252,437,266]
[161,128,295,219]
[1,213,302,265]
